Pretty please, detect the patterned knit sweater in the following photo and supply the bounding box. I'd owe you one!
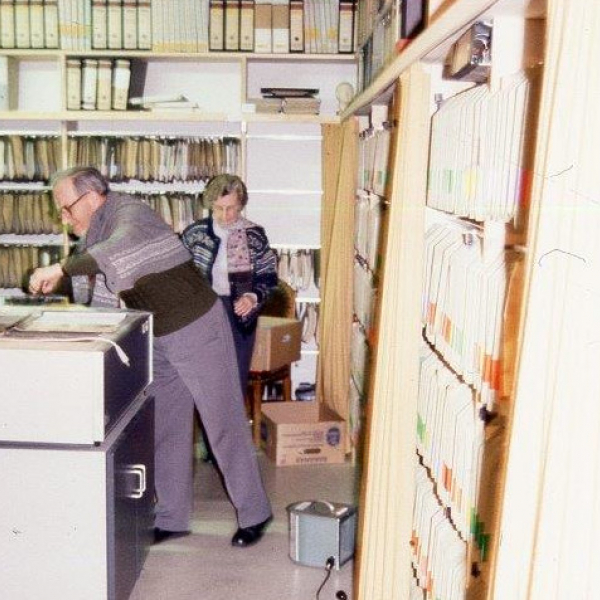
[181,216,278,329]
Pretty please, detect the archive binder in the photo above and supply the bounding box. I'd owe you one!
[0,0,16,48]
[81,58,99,110]
[137,0,152,49]
[254,0,271,53]
[43,0,59,48]
[14,0,30,49]
[338,0,354,53]
[0,56,18,110]
[107,0,123,49]
[122,0,137,49]
[224,0,240,51]
[66,57,82,110]
[239,0,254,51]
[209,0,224,50]
[96,58,112,110]
[29,0,45,48]
[289,0,303,52]
[111,58,131,110]
[91,0,108,48]
[271,0,289,54]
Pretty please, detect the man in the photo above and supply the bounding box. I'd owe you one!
[28,166,272,547]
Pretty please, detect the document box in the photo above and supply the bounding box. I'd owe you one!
[250,316,301,372]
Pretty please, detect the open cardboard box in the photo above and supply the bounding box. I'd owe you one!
[261,401,346,466]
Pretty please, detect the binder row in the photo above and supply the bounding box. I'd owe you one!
[295,300,318,346]
[417,345,484,542]
[275,247,318,291]
[412,462,467,600]
[427,72,537,222]
[66,135,240,182]
[0,0,356,53]
[207,0,357,54]
[358,125,391,196]
[357,0,425,94]
[66,57,131,111]
[0,0,152,50]
[351,319,369,395]
[354,190,382,273]
[0,136,61,182]
[0,244,62,289]
[422,223,516,409]
[0,192,62,234]
[353,258,375,333]
[136,193,205,233]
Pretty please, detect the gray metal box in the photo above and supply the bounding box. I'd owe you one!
[0,307,152,444]
[287,500,357,570]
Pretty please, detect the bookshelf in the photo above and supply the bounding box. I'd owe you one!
[335,0,547,598]
[0,6,358,397]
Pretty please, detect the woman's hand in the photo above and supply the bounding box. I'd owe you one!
[233,293,258,318]
[28,263,64,295]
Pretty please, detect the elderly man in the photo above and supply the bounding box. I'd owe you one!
[29,166,272,547]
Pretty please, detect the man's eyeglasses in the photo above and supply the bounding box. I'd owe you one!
[58,191,91,218]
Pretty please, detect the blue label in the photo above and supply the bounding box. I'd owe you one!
[326,427,341,447]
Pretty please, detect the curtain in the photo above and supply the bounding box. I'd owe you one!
[317,120,357,452]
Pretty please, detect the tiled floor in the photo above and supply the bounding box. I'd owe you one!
[130,453,358,600]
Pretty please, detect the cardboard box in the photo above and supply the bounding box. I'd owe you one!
[250,316,301,372]
[261,401,346,466]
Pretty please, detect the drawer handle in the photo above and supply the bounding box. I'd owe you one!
[121,464,147,499]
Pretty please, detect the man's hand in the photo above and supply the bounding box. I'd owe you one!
[28,263,64,295]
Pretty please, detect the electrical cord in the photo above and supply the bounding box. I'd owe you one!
[315,557,335,600]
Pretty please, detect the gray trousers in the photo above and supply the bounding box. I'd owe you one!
[149,299,272,531]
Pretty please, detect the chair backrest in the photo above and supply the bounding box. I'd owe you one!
[260,280,296,319]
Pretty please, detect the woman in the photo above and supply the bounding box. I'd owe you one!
[182,174,278,393]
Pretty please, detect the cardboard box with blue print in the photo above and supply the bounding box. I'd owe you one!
[250,316,302,372]
[261,401,346,466]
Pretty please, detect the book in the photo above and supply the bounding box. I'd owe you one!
[107,0,122,49]
[91,0,108,48]
[43,0,60,47]
[129,92,187,105]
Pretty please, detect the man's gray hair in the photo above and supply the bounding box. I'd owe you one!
[50,166,110,196]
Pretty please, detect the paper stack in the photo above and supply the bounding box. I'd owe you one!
[128,94,199,111]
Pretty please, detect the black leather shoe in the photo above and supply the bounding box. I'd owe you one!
[231,516,272,548]
[153,527,190,544]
